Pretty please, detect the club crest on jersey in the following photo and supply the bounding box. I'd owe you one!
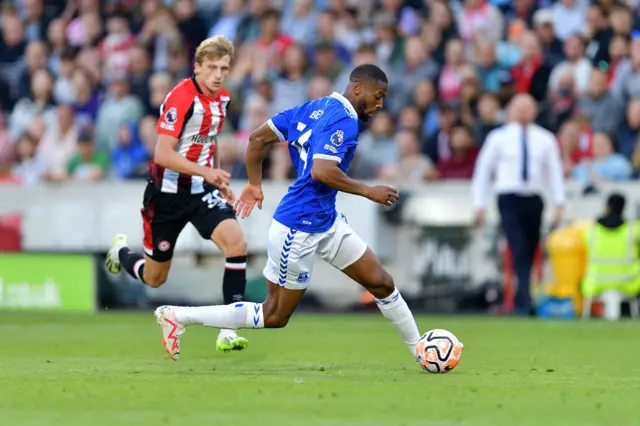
[296,272,310,284]
[330,129,344,146]
[164,107,177,124]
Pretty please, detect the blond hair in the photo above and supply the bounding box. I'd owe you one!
[195,35,235,65]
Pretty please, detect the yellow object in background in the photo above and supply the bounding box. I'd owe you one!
[545,220,592,315]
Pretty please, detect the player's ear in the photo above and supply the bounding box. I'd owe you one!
[352,81,363,97]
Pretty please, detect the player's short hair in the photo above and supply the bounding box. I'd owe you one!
[349,64,388,85]
[195,35,235,65]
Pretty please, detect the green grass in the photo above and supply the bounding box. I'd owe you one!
[1,312,639,426]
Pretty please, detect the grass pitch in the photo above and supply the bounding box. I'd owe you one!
[1,311,639,426]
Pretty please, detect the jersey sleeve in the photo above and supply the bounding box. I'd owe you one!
[311,117,358,164]
[156,87,193,139]
[267,107,294,142]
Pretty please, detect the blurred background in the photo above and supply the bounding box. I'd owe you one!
[1,0,640,319]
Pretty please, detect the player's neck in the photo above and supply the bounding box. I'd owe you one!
[341,91,358,111]
[194,75,218,98]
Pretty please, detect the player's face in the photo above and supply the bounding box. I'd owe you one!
[195,55,231,94]
[356,81,388,122]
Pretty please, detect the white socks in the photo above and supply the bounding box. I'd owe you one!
[375,288,421,355]
[174,302,264,329]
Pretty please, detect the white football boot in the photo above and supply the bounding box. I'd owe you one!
[154,305,185,361]
[105,234,129,274]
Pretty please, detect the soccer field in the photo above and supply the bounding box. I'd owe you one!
[1,312,638,426]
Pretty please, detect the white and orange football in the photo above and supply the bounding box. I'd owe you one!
[416,329,464,374]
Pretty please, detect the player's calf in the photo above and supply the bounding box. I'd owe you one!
[343,248,421,357]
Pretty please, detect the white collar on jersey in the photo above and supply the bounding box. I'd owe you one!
[330,92,358,119]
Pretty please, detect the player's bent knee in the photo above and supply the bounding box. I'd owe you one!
[143,270,169,288]
[366,269,395,299]
[225,238,247,257]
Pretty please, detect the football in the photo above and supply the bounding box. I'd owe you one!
[416,329,464,374]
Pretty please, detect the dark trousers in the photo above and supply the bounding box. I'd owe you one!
[497,193,544,314]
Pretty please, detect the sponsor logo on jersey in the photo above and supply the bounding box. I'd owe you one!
[160,122,174,131]
[190,135,216,144]
[330,129,344,146]
[323,144,337,153]
[310,110,324,120]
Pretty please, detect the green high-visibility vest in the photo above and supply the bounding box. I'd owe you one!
[582,221,640,298]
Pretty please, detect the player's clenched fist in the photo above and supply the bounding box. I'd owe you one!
[366,185,399,206]
[204,169,231,187]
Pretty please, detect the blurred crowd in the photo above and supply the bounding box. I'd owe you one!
[1,0,640,187]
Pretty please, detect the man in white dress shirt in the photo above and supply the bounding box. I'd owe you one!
[472,94,565,315]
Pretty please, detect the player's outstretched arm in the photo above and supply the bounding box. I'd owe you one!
[154,134,230,186]
[245,122,282,186]
[234,122,281,218]
[310,159,399,206]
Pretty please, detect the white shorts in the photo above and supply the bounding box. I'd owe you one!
[263,214,368,290]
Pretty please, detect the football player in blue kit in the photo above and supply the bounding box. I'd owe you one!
[154,64,422,362]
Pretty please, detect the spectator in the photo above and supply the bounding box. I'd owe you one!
[424,102,459,163]
[558,119,593,177]
[271,43,309,115]
[95,77,144,151]
[66,129,110,182]
[474,92,503,144]
[9,69,56,141]
[306,76,332,100]
[22,0,51,42]
[372,12,403,67]
[496,19,526,69]
[435,123,480,180]
[208,0,245,42]
[617,98,640,160]
[607,34,629,88]
[147,72,173,118]
[18,40,48,101]
[11,133,45,184]
[549,34,593,96]
[551,0,587,42]
[71,68,101,129]
[579,69,623,134]
[217,134,248,180]
[511,31,552,102]
[52,49,77,105]
[46,18,68,75]
[0,9,27,104]
[474,39,504,94]
[532,9,564,68]
[537,72,579,133]
[37,104,79,182]
[412,79,439,140]
[572,132,632,185]
[380,130,436,186]
[457,0,504,45]
[128,46,153,105]
[282,0,317,47]
[359,111,397,170]
[174,0,208,57]
[252,9,293,72]
[584,3,613,66]
[111,122,149,180]
[307,41,345,84]
[611,33,640,102]
[439,38,469,103]
[0,112,15,167]
[388,35,439,115]
[423,1,458,66]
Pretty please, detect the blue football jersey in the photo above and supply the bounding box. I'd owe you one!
[267,92,360,233]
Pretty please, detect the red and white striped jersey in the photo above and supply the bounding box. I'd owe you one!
[150,77,230,194]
